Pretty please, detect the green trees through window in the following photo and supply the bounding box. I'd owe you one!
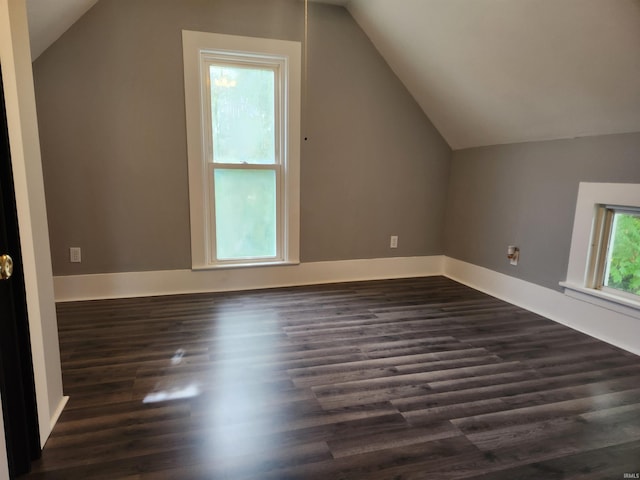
[605,212,640,296]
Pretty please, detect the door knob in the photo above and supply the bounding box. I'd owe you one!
[0,254,13,280]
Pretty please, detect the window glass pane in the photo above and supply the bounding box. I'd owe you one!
[604,211,640,296]
[214,169,277,260]
[210,65,275,165]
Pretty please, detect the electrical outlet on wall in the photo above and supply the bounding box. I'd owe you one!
[390,236,398,249]
[70,247,82,263]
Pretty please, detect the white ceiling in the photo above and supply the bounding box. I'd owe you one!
[26,0,640,149]
[347,0,640,149]
[26,0,98,60]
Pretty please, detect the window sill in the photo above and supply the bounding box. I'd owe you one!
[560,281,640,320]
[192,260,300,271]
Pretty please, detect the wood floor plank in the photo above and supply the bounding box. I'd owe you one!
[452,387,640,434]
[466,439,640,480]
[19,276,640,479]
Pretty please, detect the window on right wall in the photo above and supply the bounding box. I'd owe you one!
[588,206,640,299]
[562,183,640,317]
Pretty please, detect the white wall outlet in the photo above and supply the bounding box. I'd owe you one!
[390,235,398,249]
[507,245,519,266]
[70,247,82,263]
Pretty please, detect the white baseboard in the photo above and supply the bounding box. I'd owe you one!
[53,255,640,356]
[54,255,444,302]
[44,396,68,447]
[444,257,640,356]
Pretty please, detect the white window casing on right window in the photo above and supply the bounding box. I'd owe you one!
[561,183,640,318]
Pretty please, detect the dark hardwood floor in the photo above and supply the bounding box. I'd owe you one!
[20,276,640,479]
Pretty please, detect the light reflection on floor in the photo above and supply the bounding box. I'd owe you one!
[203,304,288,473]
[142,348,202,404]
[142,383,202,404]
[141,304,291,475]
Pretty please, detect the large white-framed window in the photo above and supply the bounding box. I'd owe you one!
[182,31,301,269]
[561,183,640,317]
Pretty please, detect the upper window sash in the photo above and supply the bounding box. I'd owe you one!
[201,55,285,167]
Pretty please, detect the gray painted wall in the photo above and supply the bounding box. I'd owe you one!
[33,0,451,276]
[444,132,640,291]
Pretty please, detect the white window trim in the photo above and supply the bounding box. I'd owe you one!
[182,30,301,270]
[561,182,640,318]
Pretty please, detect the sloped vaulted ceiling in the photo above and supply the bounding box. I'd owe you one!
[27,0,640,149]
[26,0,98,60]
[347,0,640,149]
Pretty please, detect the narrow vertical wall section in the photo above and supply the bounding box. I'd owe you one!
[0,0,66,448]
